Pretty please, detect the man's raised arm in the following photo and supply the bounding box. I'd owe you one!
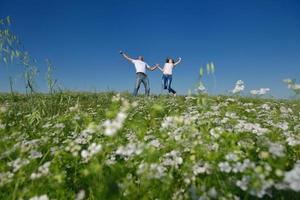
[120,51,134,63]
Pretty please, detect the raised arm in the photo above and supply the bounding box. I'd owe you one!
[120,51,134,63]
[174,57,182,66]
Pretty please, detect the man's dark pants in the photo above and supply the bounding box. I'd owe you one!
[133,72,150,96]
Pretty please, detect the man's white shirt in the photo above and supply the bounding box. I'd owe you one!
[132,59,150,74]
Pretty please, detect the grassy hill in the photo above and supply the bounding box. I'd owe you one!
[0,92,300,199]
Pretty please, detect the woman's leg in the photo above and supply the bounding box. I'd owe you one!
[162,75,168,89]
[167,75,176,94]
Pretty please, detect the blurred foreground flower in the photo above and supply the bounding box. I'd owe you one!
[29,194,49,200]
[284,160,300,191]
[102,98,130,136]
[75,190,86,200]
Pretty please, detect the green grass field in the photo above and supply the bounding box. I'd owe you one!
[0,92,300,199]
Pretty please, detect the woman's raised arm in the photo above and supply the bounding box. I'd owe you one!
[174,57,182,66]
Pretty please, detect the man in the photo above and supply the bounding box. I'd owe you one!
[120,51,158,96]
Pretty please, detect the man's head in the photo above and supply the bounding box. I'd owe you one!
[137,56,144,61]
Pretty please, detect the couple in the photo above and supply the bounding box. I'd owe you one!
[120,51,182,96]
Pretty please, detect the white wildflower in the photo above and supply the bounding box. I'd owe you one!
[193,161,211,175]
[208,187,218,198]
[250,88,270,95]
[81,150,89,159]
[89,143,102,154]
[225,112,238,119]
[160,116,183,130]
[137,162,166,179]
[69,103,80,112]
[116,142,143,159]
[80,143,102,162]
[74,123,97,145]
[280,106,292,115]
[209,128,223,139]
[103,111,128,136]
[291,84,300,90]
[74,115,81,120]
[235,120,268,135]
[236,176,250,191]
[268,142,285,157]
[286,136,300,146]
[225,153,239,162]
[50,147,57,156]
[161,150,183,169]
[65,141,82,156]
[112,93,121,102]
[149,163,167,179]
[232,80,245,94]
[0,171,14,186]
[294,124,300,131]
[8,158,30,172]
[30,161,51,180]
[148,139,161,148]
[54,123,65,129]
[29,150,43,159]
[0,105,7,113]
[261,104,271,110]
[131,101,138,107]
[218,161,231,173]
[232,159,254,173]
[0,123,5,129]
[197,83,207,93]
[105,154,117,165]
[42,122,51,129]
[276,121,289,131]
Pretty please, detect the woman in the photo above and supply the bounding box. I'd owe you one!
[157,57,182,96]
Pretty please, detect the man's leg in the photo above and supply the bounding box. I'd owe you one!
[142,75,150,96]
[133,74,142,96]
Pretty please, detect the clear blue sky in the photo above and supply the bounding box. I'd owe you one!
[0,0,300,97]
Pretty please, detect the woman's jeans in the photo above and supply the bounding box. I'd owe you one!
[133,72,150,96]
[162,74,176,94]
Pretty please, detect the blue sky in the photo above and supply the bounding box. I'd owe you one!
[0,0,300,97]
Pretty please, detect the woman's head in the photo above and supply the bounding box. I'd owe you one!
[166,57,175,64]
